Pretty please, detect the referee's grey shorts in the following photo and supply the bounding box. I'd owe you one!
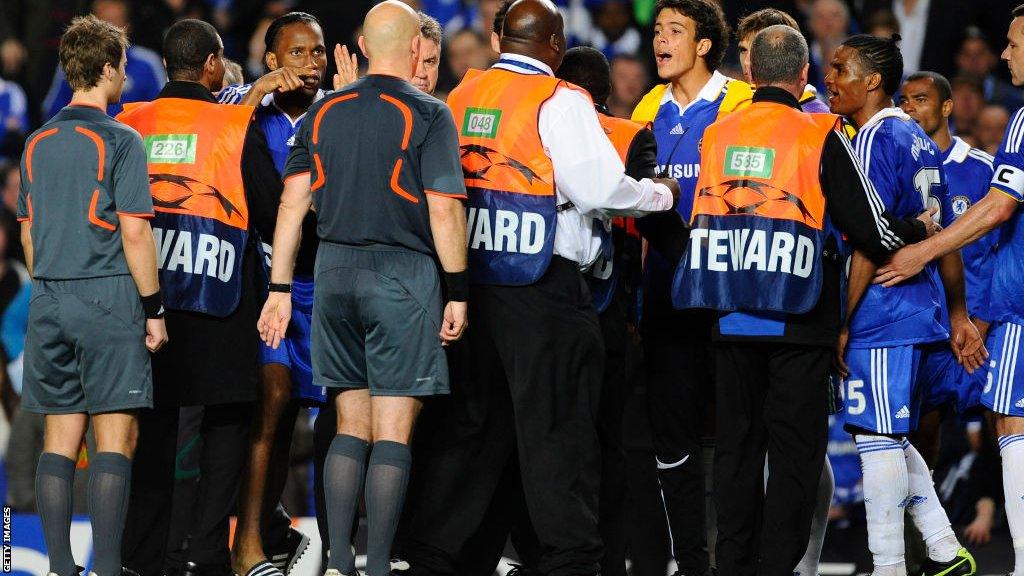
[312,243,449,396]
[22,275,153,415]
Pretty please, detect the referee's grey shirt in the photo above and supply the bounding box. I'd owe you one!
[283,74,466,256]
[18,103,154,279]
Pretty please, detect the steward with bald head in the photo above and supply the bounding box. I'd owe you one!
[257,3,468,576]
[400,2,678,575]
[676,24,933,575]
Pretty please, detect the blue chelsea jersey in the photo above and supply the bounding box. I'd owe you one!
[651,71,733,222]
[218,84,326,174]
[847,108,949,347]
[984,108,1024,324]
[941,137,997,321]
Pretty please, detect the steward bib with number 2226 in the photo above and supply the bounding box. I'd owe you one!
[118,98,254,317]
[673,102,840,314]
[447,67,588,285]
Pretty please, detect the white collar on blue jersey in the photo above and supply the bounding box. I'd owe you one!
[944,136,972,165]
[493,53,554,76]
[260,89,326,127]
[859,106,912,131]
[659,70,732,108]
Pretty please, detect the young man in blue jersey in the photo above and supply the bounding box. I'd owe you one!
[879,6,1024,574]
[826,34,982,576]
[899,71,997,466]
[629,2,750,572]
[218,12,326,576]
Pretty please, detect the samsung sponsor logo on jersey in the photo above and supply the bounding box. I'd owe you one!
[687,228,815,278]
[465,207,545,254]
[656,163,700,179]
[153,227,236,281]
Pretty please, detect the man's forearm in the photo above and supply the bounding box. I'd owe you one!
[846,250,876,321]
[19,222,31,277]
[122,226,160,296]
[938,250,969,318]
[270,175,313,284]
[922,189,1017,263]
[427,196,467,273]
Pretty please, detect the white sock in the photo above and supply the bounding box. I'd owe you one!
[1000,435,1024,576]
[794,458,833,576]
[856,435,909,570]
[900,439,959,562]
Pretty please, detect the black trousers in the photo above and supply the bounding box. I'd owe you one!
[712,342,830,576]
[122,403,253,575]
[403,257,605,576]
[642,311,716,574]
[450,289,632,576]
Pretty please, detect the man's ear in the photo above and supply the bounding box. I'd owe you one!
[800,62,810,88]
[941,98,954,119]
[265,51,279,71]
[204,52,219,74]
[696,38,711,57]
[865,70,882,93]
[357,35,368,58]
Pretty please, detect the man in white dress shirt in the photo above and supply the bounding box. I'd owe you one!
[397,1,678,575]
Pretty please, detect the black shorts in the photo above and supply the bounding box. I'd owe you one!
[312,244,448,397]
[22,275,153,414]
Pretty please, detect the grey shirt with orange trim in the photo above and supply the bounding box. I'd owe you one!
[17,104,153,279]
[284,74,466,257]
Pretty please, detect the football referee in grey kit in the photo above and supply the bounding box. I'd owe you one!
[19,15,167,576]
[258,2,468,576]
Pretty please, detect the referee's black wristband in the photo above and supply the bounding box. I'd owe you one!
[141,292,165,319]
[268,282,292,293]
[444,270,469,302]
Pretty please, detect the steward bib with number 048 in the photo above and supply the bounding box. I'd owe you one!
[447,67,589,285]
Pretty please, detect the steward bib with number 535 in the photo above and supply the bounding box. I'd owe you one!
[117,98,254,317]
[673,102,840,314]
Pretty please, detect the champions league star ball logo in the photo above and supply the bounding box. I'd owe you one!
[951,195,971,216]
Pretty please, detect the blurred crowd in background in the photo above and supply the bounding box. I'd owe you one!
[1,0,1022,568]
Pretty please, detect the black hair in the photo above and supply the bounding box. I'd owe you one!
[494,0,514,35]
[1014,3,1024,17]
[654,0,730,71]
[264,12,321,54]
[163,19,221,81]
[905,71,952,103]
[841,33,904,96]
[556,46,611,105]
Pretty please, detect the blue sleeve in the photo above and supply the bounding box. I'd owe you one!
[991,107,1024,201]
[862,133,900,211]
[43,75,72,121]
[9,83,27,133]
[967,162,999,321]
[1,282,30,359]
[217,84,251,105]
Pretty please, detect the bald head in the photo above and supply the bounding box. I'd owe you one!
[500,0,565,70]
[360,0,421,77]
[750,24,809,92]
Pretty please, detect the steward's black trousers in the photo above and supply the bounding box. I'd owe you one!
[712,342,830,576]
[403,257,605,576]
